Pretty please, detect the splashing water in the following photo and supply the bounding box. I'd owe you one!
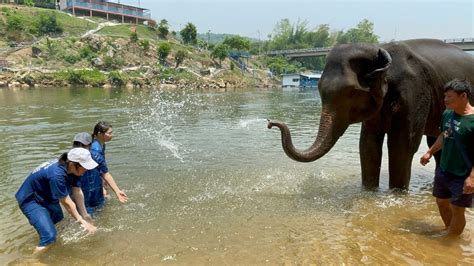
[124,89,208,162]
[238,118,267,130]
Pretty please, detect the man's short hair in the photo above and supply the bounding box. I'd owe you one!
[444,79,472,96]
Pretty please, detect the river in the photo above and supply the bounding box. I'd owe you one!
[0,87,472,264]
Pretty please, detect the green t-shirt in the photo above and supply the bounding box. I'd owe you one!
[440,110,474,177]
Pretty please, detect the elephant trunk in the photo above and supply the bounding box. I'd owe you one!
[268,108,348,162]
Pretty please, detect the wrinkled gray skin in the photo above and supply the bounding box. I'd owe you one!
[268,39,474,189]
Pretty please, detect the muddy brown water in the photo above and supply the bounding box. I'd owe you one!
[0,87,472,264]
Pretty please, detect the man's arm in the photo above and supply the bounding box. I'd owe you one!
[102,172,128,203]
[59,196,97,233]
[420,133,443,166]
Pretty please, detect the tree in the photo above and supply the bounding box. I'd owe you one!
[211,43,229,65]
[266,56,302,75]
[336,19,379,44]
[174,50,187,68]
[157,42,171,65]
[222,35,251,51]
[303,24,330,48]
[180,22,197,45]
[157,19,169,39]
[270,19,309,50]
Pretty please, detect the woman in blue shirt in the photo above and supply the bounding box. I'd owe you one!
[15,148,98,255]
[91,121,128,204]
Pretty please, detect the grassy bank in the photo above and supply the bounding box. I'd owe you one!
[0,5,276,89]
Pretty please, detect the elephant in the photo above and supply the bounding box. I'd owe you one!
[268,39,474,189]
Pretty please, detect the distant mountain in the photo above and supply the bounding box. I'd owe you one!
[197,33,258,44]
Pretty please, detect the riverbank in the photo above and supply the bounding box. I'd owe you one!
[0,5,278,90]
[0,65,274,90]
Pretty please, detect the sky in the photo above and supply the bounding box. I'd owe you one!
[116,0,473,42]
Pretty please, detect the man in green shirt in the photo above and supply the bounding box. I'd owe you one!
[420,79,474,236]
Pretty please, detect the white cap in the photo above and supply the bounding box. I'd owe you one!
[67,148,98,170]
[73,132,92,145]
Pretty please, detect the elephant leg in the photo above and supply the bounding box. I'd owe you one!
[387,128,424,189]
[360,125,385,188]
[426,136,441,169]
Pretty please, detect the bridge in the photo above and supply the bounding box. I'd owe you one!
[267,38,474,58]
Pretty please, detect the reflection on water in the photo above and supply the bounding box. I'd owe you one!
[0,87,472,264]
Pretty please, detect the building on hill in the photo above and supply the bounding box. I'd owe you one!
[58,0,152,24]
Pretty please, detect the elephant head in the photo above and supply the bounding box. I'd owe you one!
[268,43,392,162]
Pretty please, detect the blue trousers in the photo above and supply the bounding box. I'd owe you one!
[20,200,64,246]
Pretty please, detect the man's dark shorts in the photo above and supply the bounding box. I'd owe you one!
[433,168,473,208]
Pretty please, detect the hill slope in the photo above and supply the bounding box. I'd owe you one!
[0,5,276,89]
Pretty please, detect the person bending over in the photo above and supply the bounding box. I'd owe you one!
[15,148,98,255]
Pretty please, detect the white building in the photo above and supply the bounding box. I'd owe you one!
[281,74,301,88]
[58,0,151,24]
[281,72,322,88]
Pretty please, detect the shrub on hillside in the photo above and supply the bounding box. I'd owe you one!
[157,42,171,65]
[63,69,106,86]
[108,71,126,86]
[157,19,169,39]
[6,16,23,32]
[139,39,150,51]
[79,46,97,60]
[174,50,187,68]
[129,32,138,43]
[37,13,63,36]
[24,0,35,7]
[102,55,124,70]
[64,54,80,64]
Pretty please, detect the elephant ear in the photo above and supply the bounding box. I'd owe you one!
[365,48,392,79]
[356,48,392,92]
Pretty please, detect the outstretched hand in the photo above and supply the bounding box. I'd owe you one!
[116,190,128,203]
[80,220,97,235]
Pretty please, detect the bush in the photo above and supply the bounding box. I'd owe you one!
[45,38,56,56]
[37,13,63,36]
[147,20,157,29]
[102,55,124,70]
[6,16,23,32]
[130,32,138,43]
[22,74,35,86]
[64,54,80,64]
[79,46,97,60]
[174,50,187,68]
[24,0,35,7]
[66,70,85,84]
[157,42,171,64]
[108,71,126,86]
[64,69,106,86]
[139,39,150,51]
